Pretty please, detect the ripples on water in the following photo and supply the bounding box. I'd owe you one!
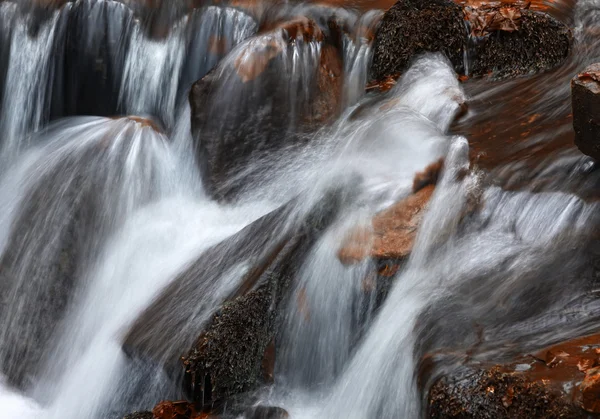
[0,0,598,418]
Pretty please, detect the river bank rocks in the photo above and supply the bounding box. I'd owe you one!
[370,0,572,82]
[427,333,600,418]
[189,17,343,200]
[572,64,600,161]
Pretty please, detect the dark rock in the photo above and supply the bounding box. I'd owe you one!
[427,333,600,418]
[370,0,571,81]
[428,366,586,418]
[370,0,466,81]
[468,9,572,79]
[123,184,350,398]
[123,412,154,419]
[243,406,289,419]
[572,64,600,160]
[181,186,348,406]
[189,17,343,200]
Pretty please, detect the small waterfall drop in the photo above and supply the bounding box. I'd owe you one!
[120,18,187,129]
[0,7,63,162]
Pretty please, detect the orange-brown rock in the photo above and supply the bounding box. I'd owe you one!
[428,333,600,418]
[338,185,435,264]
[153,401,197,419]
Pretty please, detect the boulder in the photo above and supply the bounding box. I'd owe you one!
[428,333,600,418]
[370,0,466,81]
[189,18,343,200]
[181,186,347,406]
[123,184,349,405]
[467,6,572,79]
[370,0,572,81]
[572,64,600,160]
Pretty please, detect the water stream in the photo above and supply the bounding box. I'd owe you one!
[0,0,598,418]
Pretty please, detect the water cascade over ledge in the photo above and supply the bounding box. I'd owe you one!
[0,0,599,418]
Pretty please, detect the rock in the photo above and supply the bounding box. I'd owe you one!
[189,18,343,200]
[467,7,572,79]
[370,0,466,81]
[370,0,571,81]
[581,367,600,413]
[572,64,600,160]
[0,117,166,390]
[123,185,350,404]
[153,401,197,419]
[243,406,290,419]
[180,186,347,406]
[338,184,435,264]
[428,333,600,418]
[123,412,154,419]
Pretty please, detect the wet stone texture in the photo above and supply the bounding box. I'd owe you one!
[370,0,572,81]
[428,334,600,418]
[468,7,572,79]
[370,0,466,81]
[573,64,600,161]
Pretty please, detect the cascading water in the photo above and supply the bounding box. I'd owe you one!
[0,6,62,163]
[1,0,599,418]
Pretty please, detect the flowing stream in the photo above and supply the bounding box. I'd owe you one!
[0,0,599,418]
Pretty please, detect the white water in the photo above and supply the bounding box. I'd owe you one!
[120,18,187,129]
[0,2,598,419]
[0,6,62,163]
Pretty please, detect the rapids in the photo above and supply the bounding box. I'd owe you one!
[0,0,598,418]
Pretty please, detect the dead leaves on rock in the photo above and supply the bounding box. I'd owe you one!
[463,1,531,37]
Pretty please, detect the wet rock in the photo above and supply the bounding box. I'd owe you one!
[572,64,600,160]
[468,7,572,79]
[370,0,466,81]
[243,406,290,419]
[581,367,600,413]
[189,17,343,200]
[428,333,600,418]
[371,0,571,81]
[0,118,166,390]
[153,401,197,419]
[124,185,349,404]
[181,187,347,406]
[338,184,435,264]
[123,412,154,419]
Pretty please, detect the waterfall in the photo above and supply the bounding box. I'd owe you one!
[119,18,187,129]
[0,0,596,418]
[0,6,63,163]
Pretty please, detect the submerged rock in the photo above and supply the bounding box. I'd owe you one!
[428,333,600,418]
[189,17,343,200]
[370,0,571,81]
[572,64,600,160]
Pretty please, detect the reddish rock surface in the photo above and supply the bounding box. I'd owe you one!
[338,185,435,264]
[428,333,600,417]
